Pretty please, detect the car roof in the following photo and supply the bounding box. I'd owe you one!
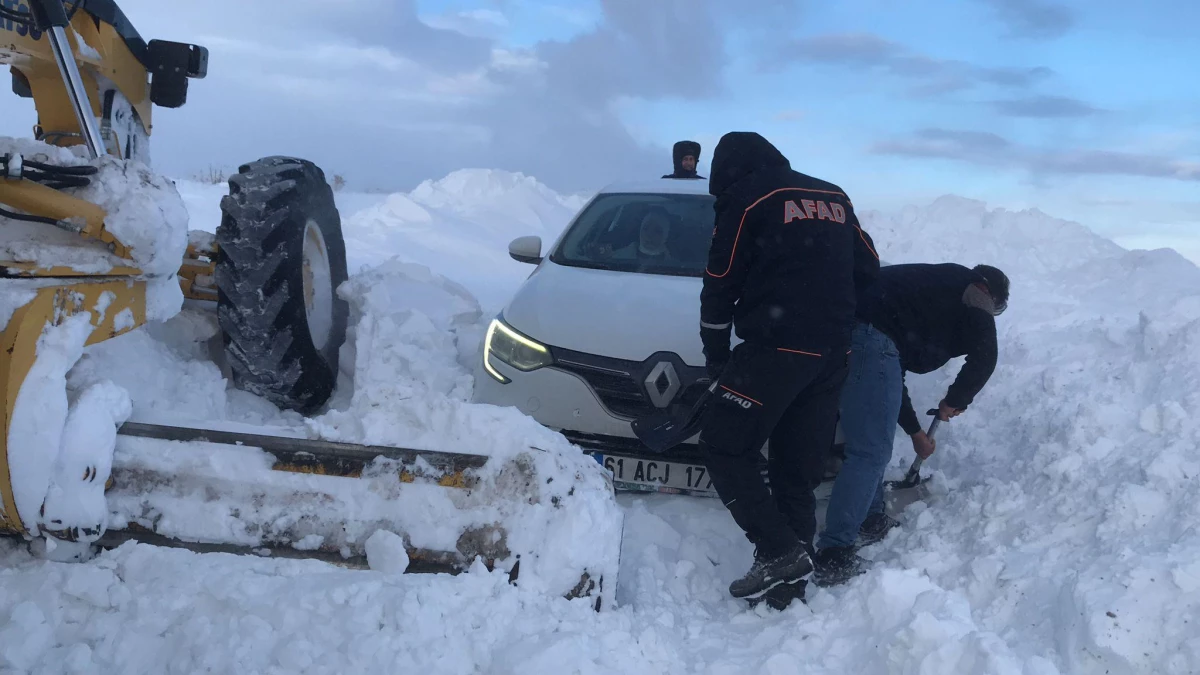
[596,177,712,196]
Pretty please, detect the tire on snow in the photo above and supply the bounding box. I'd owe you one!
[215,156,349,415]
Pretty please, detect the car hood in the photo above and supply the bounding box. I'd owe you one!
[501,261,707,365]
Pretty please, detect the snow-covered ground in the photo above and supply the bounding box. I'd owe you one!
[2,158,1199,673]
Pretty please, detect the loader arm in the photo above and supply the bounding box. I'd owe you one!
[2,0,206,160]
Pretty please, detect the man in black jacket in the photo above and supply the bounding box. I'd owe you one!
[813,261,1009,585]
[698,131,880,604]
[663,140,704,179]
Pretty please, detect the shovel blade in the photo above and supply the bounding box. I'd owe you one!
[884,474,931,491]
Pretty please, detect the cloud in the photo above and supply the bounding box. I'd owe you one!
[771,33,1053,97]
[871,129,1013,165]
[422,9,511,39]
[989,95,1103,118]
[976,0,1076,40]
[11,0,803,194]
[538,0,726,104]
[871,128,1200,182]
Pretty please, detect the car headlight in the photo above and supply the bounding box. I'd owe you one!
[483,318,552,383]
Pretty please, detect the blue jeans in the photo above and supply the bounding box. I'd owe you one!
[817,322,903,550]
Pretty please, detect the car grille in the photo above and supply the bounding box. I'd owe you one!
[550,348,707,420]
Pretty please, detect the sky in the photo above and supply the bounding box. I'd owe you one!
[1,0,1197,261]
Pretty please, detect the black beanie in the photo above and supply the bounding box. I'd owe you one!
[673,140,701,164]
[973,264,1010,306]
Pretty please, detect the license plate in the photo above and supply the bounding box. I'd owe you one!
[598,454,717,497]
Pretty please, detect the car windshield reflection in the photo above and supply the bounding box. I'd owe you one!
[549,193,716,277]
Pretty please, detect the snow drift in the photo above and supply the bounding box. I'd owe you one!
[859,196,1200,674]
[334,170,587,312]
[1,163,1198,674]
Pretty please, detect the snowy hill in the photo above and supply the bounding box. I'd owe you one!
[408,169,589,230]
[860,194,1129,277]
[3,161,1199,674]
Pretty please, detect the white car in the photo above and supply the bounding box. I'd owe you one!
[472,177,844,497]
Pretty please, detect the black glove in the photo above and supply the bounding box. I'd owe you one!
[706,357,728,381]
[700,324,731,382]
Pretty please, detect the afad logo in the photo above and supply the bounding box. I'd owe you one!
[1,1,45,40]
[721,390,754,410]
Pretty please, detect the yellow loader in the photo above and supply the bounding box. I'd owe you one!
[0,0,618,608]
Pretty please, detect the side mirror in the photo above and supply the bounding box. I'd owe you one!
[508,235,543,264]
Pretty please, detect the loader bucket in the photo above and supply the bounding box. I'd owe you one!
[101,421,621,609]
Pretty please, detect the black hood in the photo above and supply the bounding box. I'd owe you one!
[708,132,790,197]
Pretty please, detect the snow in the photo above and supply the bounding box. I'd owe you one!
[365,529,410,574]
[3,160,1200,673]
[37,381,132,554]
[0,287,36,332]
[93,253,623,603]
[305,259,484,448]
[65,307,299,428]
[855,198,1200,674]
[5,312,94,532]
[0,137,190,322]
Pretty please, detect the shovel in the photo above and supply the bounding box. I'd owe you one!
[631,379,718,454]
[884,408,943,490]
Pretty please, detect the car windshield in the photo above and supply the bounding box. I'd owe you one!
[549,192,716,277]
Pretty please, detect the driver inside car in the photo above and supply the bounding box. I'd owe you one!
[609,209,676,263]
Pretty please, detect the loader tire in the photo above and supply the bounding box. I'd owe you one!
[215,156,349,415]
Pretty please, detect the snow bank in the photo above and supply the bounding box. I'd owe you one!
[0,137,189,321]
[857,197,1200,675]
[408,168,588,231]
[337,170,586,311]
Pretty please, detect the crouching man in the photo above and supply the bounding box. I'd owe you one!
[813,262,1010,585]
[698,131,880,607]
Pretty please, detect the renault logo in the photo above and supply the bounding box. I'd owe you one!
[644,361,681,408]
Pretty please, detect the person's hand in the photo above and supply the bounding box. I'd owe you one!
[911,430,937,459]
[937,400,963,421]
[706,358,728,381]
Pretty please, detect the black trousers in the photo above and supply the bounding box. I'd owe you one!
[699,342,848,559]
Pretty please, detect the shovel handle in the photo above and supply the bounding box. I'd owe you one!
[898,409,942,483]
